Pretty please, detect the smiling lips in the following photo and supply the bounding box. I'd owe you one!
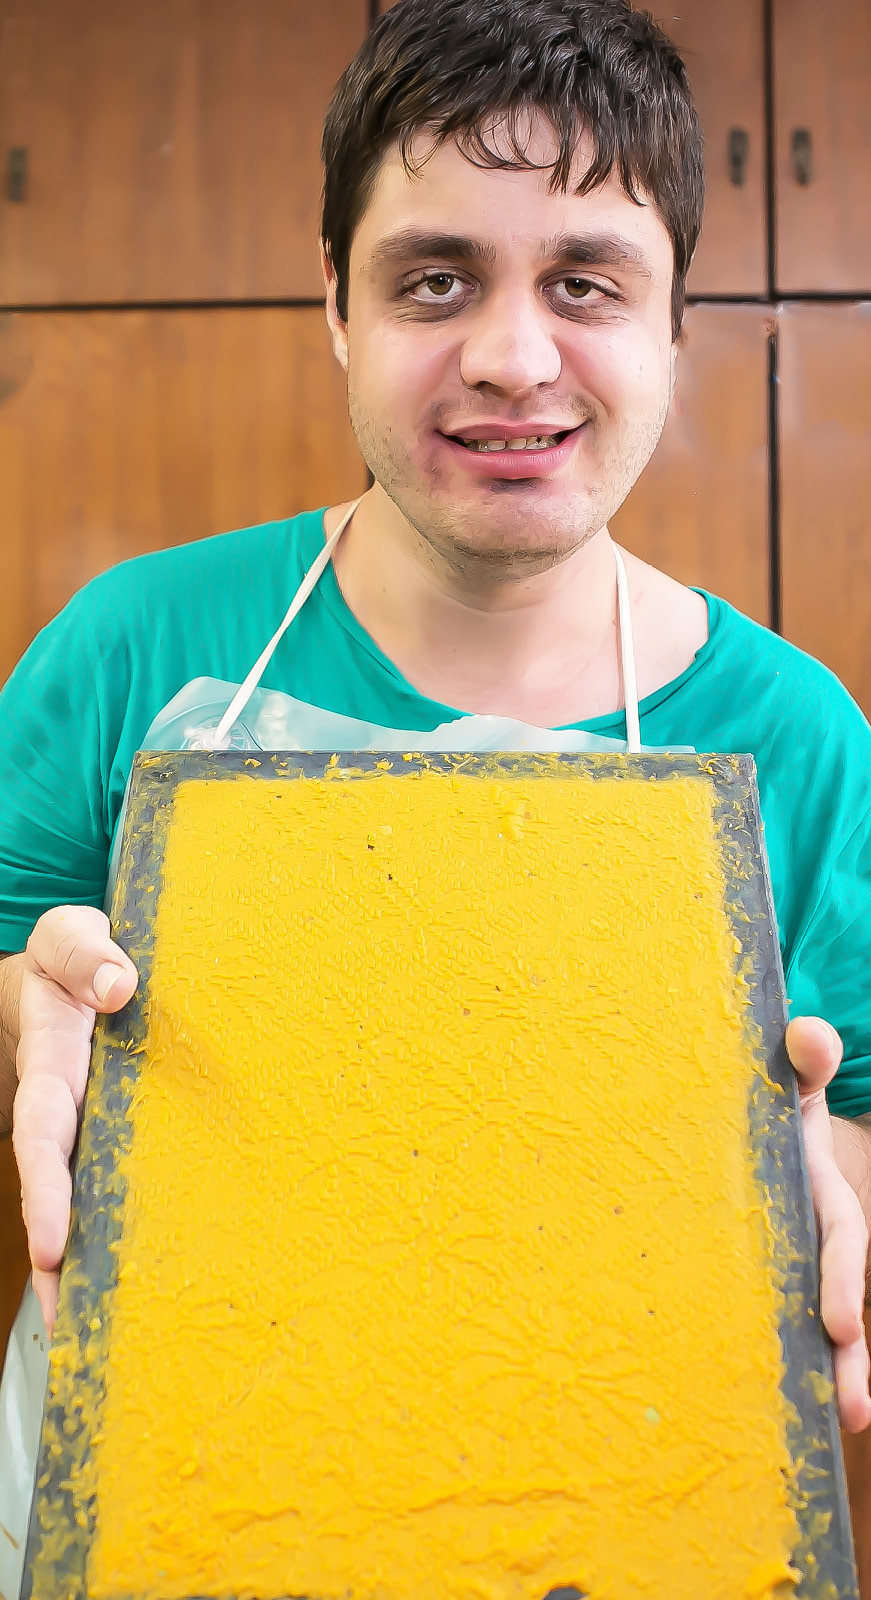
[439,422,584,475]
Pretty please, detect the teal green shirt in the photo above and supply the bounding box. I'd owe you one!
[2,508,870,1116]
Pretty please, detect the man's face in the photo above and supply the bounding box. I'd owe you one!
[326,115,677,574]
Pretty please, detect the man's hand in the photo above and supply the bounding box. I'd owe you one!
[11,906,138,1334]
[786,1015,871,1433]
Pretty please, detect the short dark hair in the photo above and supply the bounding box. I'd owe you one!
[321,0,704,341]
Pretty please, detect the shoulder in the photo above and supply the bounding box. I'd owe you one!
[706,595,871,750]
[696,595,871,930]
[69,508,326,625]
[624,554,866,752]
[2,504,329,764]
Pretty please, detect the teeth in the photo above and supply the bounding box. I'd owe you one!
[461,434,560,452]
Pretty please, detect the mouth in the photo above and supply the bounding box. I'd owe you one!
[436,424,585,478]
[451,429,575,453]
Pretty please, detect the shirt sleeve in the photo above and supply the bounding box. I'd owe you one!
[0,589,124,950]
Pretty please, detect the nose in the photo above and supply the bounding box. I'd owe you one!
[459,290,562,395]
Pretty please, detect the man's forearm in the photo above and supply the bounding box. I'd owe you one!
[832,1113,871,1300]
[0,952,24,1136]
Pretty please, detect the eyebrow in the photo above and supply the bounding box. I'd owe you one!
[542,232,653,278]
[367,230,498,272]
[366,228,652,278]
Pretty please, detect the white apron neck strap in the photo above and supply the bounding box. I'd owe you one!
[209,504,640,755]
[612,541,641,753]
[211,497,362,750]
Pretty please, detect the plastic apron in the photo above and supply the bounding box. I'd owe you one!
[0,497,693,1596]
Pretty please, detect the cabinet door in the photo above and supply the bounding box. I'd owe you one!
[0,306,366,681]
[779,303,871,714]
[773,0,871,292]
[611,304,771,626]
[659,0,767,296]
[0,0,367,304]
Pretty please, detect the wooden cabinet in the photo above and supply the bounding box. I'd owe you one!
[779,302,871,716]
[0,0,367,304]
[659,0,767,296]
[611,303,771,625]
[0,306,366,679]
[773,0,871,293]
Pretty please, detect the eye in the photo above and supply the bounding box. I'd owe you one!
[563,277,596,299]
[422,272,457,297]
[550,276,614,310]
[405,271,468,307]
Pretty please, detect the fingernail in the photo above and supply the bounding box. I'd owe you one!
[93,962,123,1004]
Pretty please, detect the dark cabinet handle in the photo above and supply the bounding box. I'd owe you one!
[791,128,813,185]
[728,128,749,187]
[7,147,27,202]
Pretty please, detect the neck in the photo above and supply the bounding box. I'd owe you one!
[328,485,622,722]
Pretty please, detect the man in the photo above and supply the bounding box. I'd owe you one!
[1,0,870,1548]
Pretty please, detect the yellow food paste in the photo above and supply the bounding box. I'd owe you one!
[81,770,798,1599]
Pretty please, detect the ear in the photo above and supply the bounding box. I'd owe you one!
[321,244,349,372]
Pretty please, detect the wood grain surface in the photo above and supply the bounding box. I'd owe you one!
[0,0,367,304]
[658,0,767,297]
[773,0,871,293]
[779,301,871,717]
[0,305,366,681]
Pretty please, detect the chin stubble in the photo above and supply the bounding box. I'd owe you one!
[346,376,671,581]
